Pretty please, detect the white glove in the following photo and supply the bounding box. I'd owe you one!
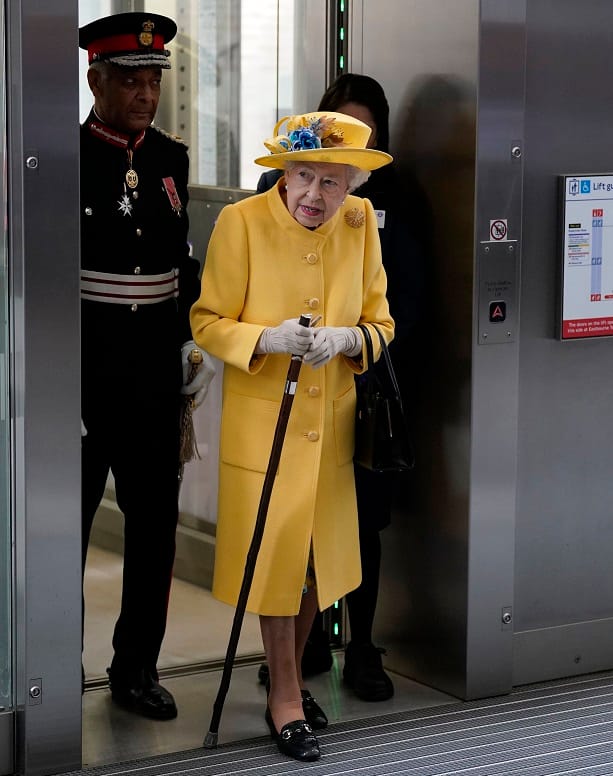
[303,326,362,369]
[255,318,315,356]
[180,341,217,409]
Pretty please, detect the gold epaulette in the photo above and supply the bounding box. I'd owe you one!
[151,125,188,147]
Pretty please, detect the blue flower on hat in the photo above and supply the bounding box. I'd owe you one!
[288,128,322,151]
[262,115,347,157]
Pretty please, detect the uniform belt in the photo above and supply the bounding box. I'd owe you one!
[80,269,179,304]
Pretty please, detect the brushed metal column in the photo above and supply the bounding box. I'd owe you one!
[8,1,82,773]
[466,0,526,698]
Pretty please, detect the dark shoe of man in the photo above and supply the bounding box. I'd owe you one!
[108,668,177,720]
[343,642,394,702]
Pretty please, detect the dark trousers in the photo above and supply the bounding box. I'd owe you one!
[345,465,393,643]
[309,466,393,646]
[82,390,181,679]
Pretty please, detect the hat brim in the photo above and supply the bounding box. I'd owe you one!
[254,147,392,172]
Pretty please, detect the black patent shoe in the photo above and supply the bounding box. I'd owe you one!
[108,669,178,720]
[264,678,328,730]
[301,689,328,729]
[265,706,321,762]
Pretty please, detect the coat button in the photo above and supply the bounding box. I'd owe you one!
[131,304,138,312]
[132,191,139,199]
[308,386,320,397]
[134,266,141,275]
[84,207,93,216]
[307,298,320,310]
[136,228,142,236]
[307,431,319,442]
[305,253,318,264]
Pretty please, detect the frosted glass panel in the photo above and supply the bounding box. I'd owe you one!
[78,0,301,190]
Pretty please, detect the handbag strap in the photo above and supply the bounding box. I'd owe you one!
[358,323,404,410]
[357,324,377,391]
[358,323,375,370]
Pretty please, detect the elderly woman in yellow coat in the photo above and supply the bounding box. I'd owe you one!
[190,112,393,762]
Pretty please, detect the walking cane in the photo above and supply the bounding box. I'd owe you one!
[203,313,313,748]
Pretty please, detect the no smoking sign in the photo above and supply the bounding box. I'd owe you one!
[490,219,508,241]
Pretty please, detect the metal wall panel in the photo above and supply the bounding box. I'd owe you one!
[354,0,479,698]
[355,0,613,697]
[8,1,82,773]
[513,0,613,684]
[350,0,478,696]
[352,0,525,699]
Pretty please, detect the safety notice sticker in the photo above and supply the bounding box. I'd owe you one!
[490,219,508,241]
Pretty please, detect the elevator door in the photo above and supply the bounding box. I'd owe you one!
[0,1,14,769]
[8,0,82,773]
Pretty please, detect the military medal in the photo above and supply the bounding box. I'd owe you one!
[117,192,133,216]
[126,149,138,189]
[162,176,183,216]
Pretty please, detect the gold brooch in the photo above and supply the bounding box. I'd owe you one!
[344,207,365,228]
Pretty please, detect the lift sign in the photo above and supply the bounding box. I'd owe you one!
[560,174,613,339]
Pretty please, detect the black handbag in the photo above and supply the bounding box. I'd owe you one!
[354,324,415,473]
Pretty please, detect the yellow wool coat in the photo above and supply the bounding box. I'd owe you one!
[190,180,394,616]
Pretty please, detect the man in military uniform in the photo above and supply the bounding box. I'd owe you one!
[79,12,215,720]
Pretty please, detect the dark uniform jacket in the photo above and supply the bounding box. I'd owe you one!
[80,110,201,406]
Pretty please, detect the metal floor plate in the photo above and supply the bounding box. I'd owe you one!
[69,671,613,776]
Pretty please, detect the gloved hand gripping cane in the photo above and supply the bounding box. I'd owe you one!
[203,313,313,748]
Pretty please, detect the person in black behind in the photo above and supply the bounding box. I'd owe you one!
[79,12,215,720]
[257,73,426,701]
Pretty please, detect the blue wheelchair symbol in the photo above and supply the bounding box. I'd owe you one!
[581,180,591,194]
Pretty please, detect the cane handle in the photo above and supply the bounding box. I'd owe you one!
[298,313,312,328]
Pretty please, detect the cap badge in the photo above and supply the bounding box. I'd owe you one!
[344,207,365,228]
[138,20,155,48]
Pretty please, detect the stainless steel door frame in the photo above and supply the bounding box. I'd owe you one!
[7,1,82,773]
[1,0,13,771]
[466,0,526,698]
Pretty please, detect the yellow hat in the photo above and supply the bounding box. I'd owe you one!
[254,112,392,171]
